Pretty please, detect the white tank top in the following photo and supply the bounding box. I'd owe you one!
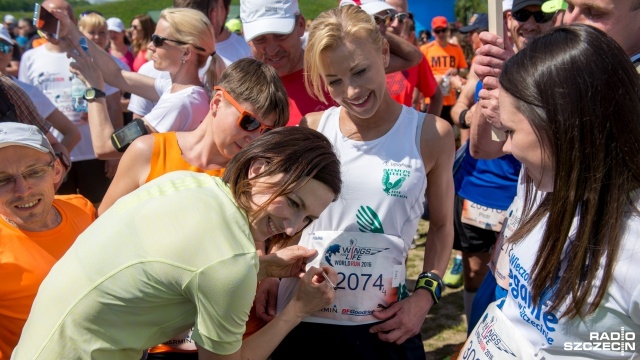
[277,105,427,325]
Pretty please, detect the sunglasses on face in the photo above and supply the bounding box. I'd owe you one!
[151,34,207,52]
[392,13,410,23]
[512,9,554,23]
[0,42,12,54]
[433,28,447,34]
[214,86,273,135]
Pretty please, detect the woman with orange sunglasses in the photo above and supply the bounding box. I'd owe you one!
[95,58,288,216]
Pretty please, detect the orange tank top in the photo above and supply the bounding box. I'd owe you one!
[145,132,224,183]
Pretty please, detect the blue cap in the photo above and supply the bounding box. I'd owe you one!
[459,13,488,34]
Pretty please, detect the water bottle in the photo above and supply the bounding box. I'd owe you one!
[71,37,89,113]
[440,74,451,94]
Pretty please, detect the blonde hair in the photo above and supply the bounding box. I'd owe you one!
[160,8,218,89]
[78,13,106,32]
[304,5,385,104]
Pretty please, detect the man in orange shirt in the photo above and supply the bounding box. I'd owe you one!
[420,16,468,125]
[0,123,95,359]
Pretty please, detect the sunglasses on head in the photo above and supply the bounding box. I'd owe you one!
[214,86,273,135]
[512,9,554,23]
[151,34,207,53]
[433,28,447,34]
[0,42,12,54]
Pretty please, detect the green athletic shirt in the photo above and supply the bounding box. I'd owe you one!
[12,172,258,359]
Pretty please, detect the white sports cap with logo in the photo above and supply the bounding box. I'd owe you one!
[339,0,395,15]
[241,0,300,42]
[0,122,55,157]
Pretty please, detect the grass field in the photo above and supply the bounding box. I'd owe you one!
[410,219,467,359]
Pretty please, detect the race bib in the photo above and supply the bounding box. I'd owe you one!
[306,231,406,323]
[459,301,536,360]
[461,199,506,232]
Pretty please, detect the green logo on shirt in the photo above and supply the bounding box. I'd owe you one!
[382,168,409,198]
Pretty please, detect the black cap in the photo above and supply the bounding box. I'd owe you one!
[512,0,545,12]
[460,13,488,33]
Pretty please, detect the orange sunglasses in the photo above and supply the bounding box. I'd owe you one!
[215,86,273,134]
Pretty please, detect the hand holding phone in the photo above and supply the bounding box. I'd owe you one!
[33,3,60,40]
[111,119,149,152]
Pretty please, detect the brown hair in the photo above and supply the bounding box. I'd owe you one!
[222,127,341,247]
[216,58,289,129]
[500,24,640,319]
[131,14,155,55]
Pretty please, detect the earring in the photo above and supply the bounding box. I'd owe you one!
[181,56,186,64]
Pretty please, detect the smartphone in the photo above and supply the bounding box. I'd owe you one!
[33,3,60,40]
[111,119,149,152]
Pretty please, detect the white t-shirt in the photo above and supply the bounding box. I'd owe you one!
[127,60,167,117]
[216,32,252,67]
[495,199,640,358]
[128,59,221,121]
[145,78,209,132]
[10,75,56,119]
[19,46,128,162]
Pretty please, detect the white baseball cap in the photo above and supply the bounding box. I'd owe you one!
[241,0,300,42]
[0,123,55,157]
[3,15,15,24]
[106,17,125,33]
[0,24,12,44]
[339,0,395,15]
[503,0,513,12]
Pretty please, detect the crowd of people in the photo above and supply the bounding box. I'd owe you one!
[1,0,639,359]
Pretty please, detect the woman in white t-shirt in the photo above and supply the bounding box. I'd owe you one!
[462,24,640,359]
[45,8,217,159]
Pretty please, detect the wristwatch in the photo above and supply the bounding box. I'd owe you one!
[414,271,444,304]
[83,87,106,102]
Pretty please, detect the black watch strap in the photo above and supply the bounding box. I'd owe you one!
[414,271,444,304]
[459,109,470,129]
[84,87,106,101]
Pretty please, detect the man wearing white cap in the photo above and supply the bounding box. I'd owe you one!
[240,0,422,126]
[0,122,95,359]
